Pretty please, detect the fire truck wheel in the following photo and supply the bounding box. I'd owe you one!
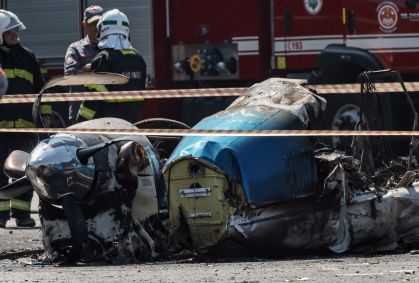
[312,64,367,151]
[320,94,367,152]
[330,103,360,151]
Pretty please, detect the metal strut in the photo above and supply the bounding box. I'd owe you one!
[356,69,419,172]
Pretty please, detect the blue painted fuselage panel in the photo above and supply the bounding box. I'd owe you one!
[168,106,318,205]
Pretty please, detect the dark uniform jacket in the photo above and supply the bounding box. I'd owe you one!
[0,43,45,122]
[77,48,147,123]
[0,43,45,200]
[64,36,100,123]
[64,36,99,75]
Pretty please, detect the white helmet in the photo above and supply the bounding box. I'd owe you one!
[0,10,26,44]
[96,9,129,40]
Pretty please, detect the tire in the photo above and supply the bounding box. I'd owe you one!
[327,101,362,152]
[313,64,365,150]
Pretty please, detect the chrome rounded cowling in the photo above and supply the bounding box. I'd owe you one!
[25,134,95,202]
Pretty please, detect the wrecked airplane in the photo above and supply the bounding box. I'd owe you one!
[1,118,166,263]
[165,76,419,255]
[2,71,419,263]
[0,72,170,263]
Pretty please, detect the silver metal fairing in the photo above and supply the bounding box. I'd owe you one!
[25,134,95,202]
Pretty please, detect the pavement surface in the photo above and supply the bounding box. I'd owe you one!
[0,195,419,282]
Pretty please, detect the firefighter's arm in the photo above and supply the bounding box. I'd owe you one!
[32,54,45,94]
[64,45,82,75]
[82,63,91,72]
[90,51,112,73]
[70,49,109,123]
[140,56,147,88]
[84,51,110,94]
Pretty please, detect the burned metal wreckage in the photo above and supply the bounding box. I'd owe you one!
[0,73,169,263]
[1,118,168,263]
[165,73,419,255]
[2,71,419,263]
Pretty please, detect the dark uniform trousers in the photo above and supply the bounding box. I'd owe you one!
[0,133,35,219]
[0,43,45,220]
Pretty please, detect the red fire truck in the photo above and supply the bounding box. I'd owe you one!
[3,0,419,126]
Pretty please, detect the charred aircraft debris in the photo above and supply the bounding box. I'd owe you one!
[165,74,419,255]
[0,73,168,263]
[2,71,419,263]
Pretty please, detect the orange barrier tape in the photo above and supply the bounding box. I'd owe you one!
[1,82,419,104]
[311,82,419,94]
[1,128,419,137]
[0,88,246,104]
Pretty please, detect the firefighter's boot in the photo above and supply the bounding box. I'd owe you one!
[0,218,7,228]
[16,217,35,227]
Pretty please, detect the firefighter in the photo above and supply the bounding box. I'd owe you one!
[0,10,48,228]
[76,9,146,123]
[64,5,103,124]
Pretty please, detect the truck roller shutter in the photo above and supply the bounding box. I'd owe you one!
[7,0,81,68]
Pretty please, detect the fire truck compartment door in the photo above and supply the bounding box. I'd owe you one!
[273,0,344,71]
[346,0,419,72]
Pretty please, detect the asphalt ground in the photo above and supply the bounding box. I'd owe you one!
[0,194,419,282]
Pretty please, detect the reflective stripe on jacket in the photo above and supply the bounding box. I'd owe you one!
[0,118,34,128]
[0,43,45,94]
[78,103,96,120]
[0,43,45,122]
[4,68,33,84]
